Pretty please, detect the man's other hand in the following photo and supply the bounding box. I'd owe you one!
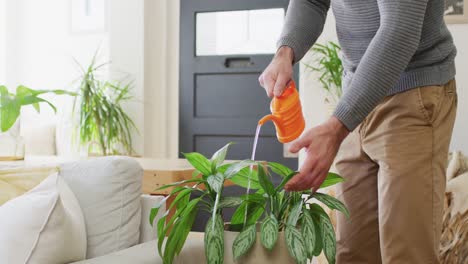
[259,46,294,97]
[286,117,350,192]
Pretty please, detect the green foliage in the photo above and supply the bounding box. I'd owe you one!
[304,41,343,103]
[260,215,279,250]
[151,143,348,264]
[205,216,225,264]
[73,53,137,155]
[0,85,75,132]
[285,225,307,264]
[232,224,257,260]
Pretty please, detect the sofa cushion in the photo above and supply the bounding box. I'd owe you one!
[60,156,143,258]
[0,172,87,264]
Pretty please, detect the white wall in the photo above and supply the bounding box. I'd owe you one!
[1,0,150,156]
[0,0,5,84]
[448,24,468,153]
[143,0,180,159]
[109,0,145,155]
[299,14,468,163]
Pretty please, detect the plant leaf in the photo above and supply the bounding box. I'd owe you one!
[183,152,212,176]
[320,172,345,189]
[207,173,224,193]
[223,160,256,179]
[155,178,202,191]
[276,171,299,191]
[260,214,278,250]
[232,224,257,260]
[318,211,336,264]
[301,212,316,259]
[205,215,224,264]
[219,196,243,208]
[313,192,349,218]
[230,202,264,232]
[211,142,233,171]
[268,162,294,177]
[229,167,261,189]
[149,207,160,226]
[257,163,275,196]
[287,200,303,226]
[285,225,307,264]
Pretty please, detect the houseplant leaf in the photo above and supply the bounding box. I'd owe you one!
[268,162,294,177]
[219,196,243,208]
[232,224,257,260]
[318,211,336,264]
[276,171,299,191]
[223,160,256,179]
[301,211,317,259]
[230,202,264,232]
[287,200,303,226]
[313,192,350,218]
[183,152,212,176]
[229,167,261,189]
[257,164,275,196]
[285,225,307,264]
[260,214,278,250]
[205,215,225,264]
[207,173,224,193]
[211,142,233,171]
[320,172,345,189]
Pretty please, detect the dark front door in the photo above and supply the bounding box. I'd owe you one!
[179,0,298,230]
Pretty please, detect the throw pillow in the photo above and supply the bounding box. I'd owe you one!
[0,172,87,264]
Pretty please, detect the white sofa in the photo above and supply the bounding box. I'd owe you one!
[56,156,165,263]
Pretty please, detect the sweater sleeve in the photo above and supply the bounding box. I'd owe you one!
[277,0,330,63]
[333,0,430,131]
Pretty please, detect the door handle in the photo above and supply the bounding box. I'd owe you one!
[224,57,254,68]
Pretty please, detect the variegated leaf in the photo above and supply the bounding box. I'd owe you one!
[205,216,225,264]
[301,212,316,259]
[313,192,350,218]
[211,142,233,170]
[207,173,224,193]
[218,196,243,208]
[260,215,279,250]
[287,200,303,226]
[232,224,257,260]
[319,212,336,264]
[285,225,307,264]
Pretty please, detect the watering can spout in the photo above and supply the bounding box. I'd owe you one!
[258,114,280,126]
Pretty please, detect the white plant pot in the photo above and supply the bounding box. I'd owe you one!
[0,120,25,160]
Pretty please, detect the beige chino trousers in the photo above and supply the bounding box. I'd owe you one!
[335,80,458,264]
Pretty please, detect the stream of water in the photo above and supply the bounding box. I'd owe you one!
[243,124,262,225]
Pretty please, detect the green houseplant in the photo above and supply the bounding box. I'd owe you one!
[73,55,137,156]
[304,42,343,104]
[150,143,348,264]
[0,85,75,159]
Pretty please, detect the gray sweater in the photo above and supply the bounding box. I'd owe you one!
[278,0,456,130]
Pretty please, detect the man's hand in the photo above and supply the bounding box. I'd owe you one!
[259,46,294,97]
[285,116,350,192]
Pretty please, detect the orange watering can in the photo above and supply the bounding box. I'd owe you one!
[258,80,305,143]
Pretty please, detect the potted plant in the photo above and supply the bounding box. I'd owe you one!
[150,143,348,264]
[303,41,343,115]
[73,54,137,156]
[0,85,75,160]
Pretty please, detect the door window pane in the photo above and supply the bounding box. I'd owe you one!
[196,8,285,56]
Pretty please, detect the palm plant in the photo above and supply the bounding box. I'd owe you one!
[151,143,348,264]
[73,55,137,156]
[304,42,343,103]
